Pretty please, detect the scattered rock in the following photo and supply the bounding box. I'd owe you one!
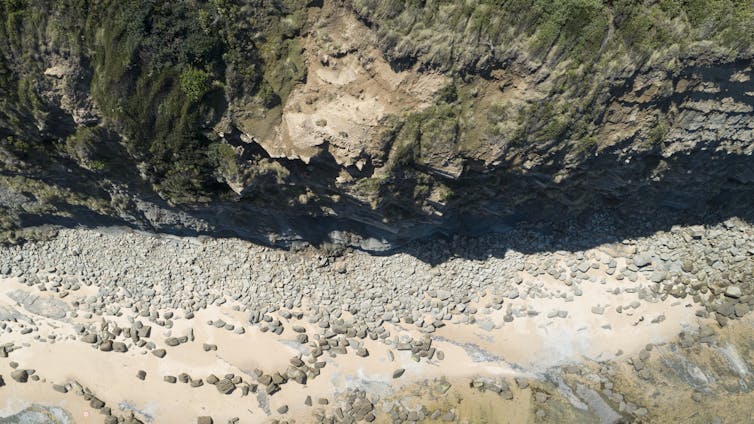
[90,397,105,409]
[216,378,235,395]
[725,286,742,299]
[81,334,98,344]
[11,369,28,383]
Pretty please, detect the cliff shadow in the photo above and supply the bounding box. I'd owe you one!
[8,140,754,265]
[392,144,754,264]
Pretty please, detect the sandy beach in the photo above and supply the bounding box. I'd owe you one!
[0,220,753,423]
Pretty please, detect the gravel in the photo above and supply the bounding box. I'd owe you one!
[0,219,752,423]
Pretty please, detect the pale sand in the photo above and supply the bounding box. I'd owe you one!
[0,246,708,423]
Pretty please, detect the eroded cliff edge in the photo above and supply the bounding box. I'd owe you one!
[1,0,752,250]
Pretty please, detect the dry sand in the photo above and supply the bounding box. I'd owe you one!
[0,243,706,423]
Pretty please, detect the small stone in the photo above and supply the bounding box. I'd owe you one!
[164,376,177,383]
[725,286,742,299]
[515,378,529,389]
[11,369,28,383]
[152,349,167,358]
[717,303,735,317]
[633,255,651,267]
[216,378,236,395]
[136,370,146,380]
[681,260,695,273]
[442,411,456,422]
[534,392,549,403]
[392,368,405,379]
[197,417,213,424]
[81,334,97,344]
[649,270,667,283]
[277,405,289,414]
[52,383,68,393]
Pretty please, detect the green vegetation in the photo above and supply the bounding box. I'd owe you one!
[435,81,459,104]
[0,0,316,204]
[352,0,754,72]
[64,126,106,169]
[435,182,455,202]
[352,0,754,158]
[645,115,670,146]
[207,142,239,178]
[0,174,112,215]
[0,0,752,219]
[180,68,212,102]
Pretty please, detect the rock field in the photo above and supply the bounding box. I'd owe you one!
[0,218,753,423]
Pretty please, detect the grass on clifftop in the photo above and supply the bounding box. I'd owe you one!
[351,0,754,72]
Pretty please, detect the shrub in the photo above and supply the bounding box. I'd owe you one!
[207,142,239,177]
[180,67,211,102]
[435,81,458,104]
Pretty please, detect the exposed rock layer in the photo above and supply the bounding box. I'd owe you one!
[0,1,752,248]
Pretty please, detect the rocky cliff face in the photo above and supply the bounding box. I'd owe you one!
[0,0,752,249]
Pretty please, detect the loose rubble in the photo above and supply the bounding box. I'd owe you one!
[0,218,752,422]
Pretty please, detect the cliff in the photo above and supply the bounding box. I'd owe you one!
[1,0,753,249]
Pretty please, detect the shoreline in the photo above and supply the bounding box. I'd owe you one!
[0,220,752,423]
